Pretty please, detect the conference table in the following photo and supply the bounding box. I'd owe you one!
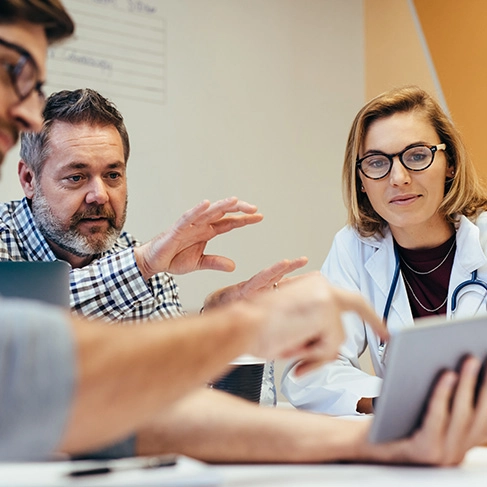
[1,446,486,486]
[217,447,487,487]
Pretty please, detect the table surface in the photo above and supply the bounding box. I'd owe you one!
[216,447,487,487]
[1,447,487,486]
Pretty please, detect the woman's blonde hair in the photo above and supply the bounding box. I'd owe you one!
[344,85,487,237]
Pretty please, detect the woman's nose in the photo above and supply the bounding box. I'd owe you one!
[388,157,411,186]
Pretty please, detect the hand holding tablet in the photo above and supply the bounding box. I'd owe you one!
[370,314,487,443]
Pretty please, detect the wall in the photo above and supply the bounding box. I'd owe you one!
[364,0,438,101]
[1,0,365,314]
[413,0,487,179]
[365,0,487,180]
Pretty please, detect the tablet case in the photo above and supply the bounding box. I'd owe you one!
[369,314,487,443]
[0,261,70,309]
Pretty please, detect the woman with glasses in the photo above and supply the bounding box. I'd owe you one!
[282,85,487,416]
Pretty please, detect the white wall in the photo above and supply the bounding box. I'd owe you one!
[3,0,365,312]
[2,0,364,326]
[135,0,365,311]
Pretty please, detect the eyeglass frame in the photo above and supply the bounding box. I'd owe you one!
[0,37,45,102]
[356,143,447,180]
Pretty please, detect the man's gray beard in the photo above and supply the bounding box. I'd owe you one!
[31,188,124,257]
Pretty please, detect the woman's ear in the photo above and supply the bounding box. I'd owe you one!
[445,164,455,179]
[358,174,366,193]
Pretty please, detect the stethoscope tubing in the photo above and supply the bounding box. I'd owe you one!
[378,246,487,360]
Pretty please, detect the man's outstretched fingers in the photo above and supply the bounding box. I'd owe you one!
[331,285,388,343]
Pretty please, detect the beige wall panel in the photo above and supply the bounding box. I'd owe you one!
[414,0,487,179]
[365,0,437,101]
[1,1,365,315]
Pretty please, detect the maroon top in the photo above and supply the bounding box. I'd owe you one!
[396,234,456,319]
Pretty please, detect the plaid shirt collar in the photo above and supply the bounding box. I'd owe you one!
[13,198,59,262]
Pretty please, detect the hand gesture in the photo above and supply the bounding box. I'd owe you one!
[249,272,388,374]
[134,197,263,279]
[202,257,309,310]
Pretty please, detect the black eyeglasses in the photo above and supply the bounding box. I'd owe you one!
[0,37,45,103]
[356,143,447,180]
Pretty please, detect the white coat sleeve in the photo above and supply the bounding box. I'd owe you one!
[281,230,382,416]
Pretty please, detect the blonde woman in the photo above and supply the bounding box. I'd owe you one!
[282,85,487,416]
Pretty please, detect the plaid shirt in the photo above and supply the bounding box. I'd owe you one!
[0,198,184,323]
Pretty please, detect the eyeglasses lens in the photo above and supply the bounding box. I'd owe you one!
[1,42,39,101]
[402,146,432,169]
[360,146,434,179]
[14,57,38,100]
[360,155,391,179]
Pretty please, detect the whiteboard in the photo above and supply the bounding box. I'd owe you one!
[46,0,166,104]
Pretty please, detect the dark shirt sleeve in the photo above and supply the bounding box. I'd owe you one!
[0,298,75,460]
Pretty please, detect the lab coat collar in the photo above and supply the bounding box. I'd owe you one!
[359,228,414,325]
[453,214,487,274]
[356,214,487,278]
[355,214,487,322]
[446,214,487,317]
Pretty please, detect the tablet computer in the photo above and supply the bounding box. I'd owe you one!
[369,314,487,443]
[0,261,70,309]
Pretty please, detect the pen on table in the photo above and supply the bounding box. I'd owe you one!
[66,454,177,477]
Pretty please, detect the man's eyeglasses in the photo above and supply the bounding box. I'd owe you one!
[0,37,45,103]
[356,143,447,180]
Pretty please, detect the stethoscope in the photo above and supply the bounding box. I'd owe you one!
[378,245,487,362]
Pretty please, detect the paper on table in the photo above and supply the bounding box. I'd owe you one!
[0,455,221,487]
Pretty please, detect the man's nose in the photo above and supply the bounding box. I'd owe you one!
[85,178,109,205]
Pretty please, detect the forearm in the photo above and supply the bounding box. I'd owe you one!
[134,388,372,463]
[59,303,262,454]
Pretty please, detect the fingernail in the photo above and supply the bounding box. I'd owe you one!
[442,371,457,388]
[466,357,481,375]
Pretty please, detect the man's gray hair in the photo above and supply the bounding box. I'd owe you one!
[20,88,130,179]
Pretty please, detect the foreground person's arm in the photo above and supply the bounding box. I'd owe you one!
[135,387,370,463]
[137,358,487,466]
[59,272,386,456]
[60,303,264,454]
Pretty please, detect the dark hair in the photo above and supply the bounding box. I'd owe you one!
[0,0,74,44]
[20,88,130,178]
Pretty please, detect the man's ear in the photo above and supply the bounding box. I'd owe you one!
[18,160,36,199]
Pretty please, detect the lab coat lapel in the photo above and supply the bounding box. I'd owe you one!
[448,216,487,318]
[364,230,412,327]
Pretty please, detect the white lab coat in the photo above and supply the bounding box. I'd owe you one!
[281,213,487,416]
